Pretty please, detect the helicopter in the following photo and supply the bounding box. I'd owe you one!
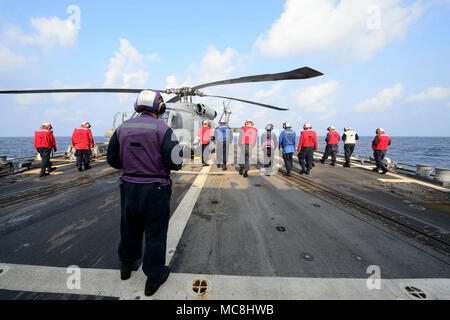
[0,67,323,155]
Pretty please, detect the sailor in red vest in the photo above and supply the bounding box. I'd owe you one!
[297,123,318,175]
[372,128,391,174]
[197,120,213,166]
[239,120,258,178]
[72,122,95,171]
[34,123,57,177]
[320,126,340,167]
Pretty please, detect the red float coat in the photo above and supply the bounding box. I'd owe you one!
[34,129,56,152]
[297,130,318,151]
[72,127,95,150]
[197,125,213,145]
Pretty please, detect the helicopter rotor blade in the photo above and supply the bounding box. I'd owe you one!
[0,88,164,95]
[202,94,289,111]
[192,67,323,91]
[166,96,181,103]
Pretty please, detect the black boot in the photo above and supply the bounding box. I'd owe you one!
[222,165,227,171]
[120,262,134,280]
[243,170,248,178]
[381,167,389,174]
[85,165,92,170]
[239,167,244,175]
[78,167,83,172]
[145,267,170,297]
[320,159,325,164]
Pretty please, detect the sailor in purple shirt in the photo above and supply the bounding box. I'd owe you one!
[107,90,183,296]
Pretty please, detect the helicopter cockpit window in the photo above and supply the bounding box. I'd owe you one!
[160,112,169,124]
[171,112,183,129]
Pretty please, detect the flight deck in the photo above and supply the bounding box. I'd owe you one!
[0,148,449,300]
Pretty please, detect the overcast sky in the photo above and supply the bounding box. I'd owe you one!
[0,0,449,137]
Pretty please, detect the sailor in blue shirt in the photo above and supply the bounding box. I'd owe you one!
[214,119,232,171]
[279,122,296,176]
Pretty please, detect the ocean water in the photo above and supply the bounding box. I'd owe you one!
[0,137,106,159]
[0,136,449,169]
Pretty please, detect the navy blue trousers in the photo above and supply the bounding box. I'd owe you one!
[75,149,91,168]
[118,181,171,280]
[37,148,52,174]
[299,147,315,171]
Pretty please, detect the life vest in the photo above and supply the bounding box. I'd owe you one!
[372,134,391,150]
[262,132,275,148]
[240,126,258,145]
[72,127,95,150]
[327,131,339,145]
[116,114,171,185]
[344,130,357,144]
[298,130,318,151]
[34,129,56,151]
[197,126,212,145]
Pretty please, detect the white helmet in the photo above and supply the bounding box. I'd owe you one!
[344,126,351,132]
[303,123,312,130]
[245,120,254,126]
[41,123,52,130]
[283,122,292,129]
[327,126,335,131]
[82,122,91,128]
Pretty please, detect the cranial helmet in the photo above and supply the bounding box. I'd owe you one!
[327,126,335,131]
[245,120,254,126]
[344,126,351,132]
[303,123,312,130]
[376,128,385,134]
[134,90,166,115]
[82,122,91,128]
[283,122,292,129]
[266,124,274,131]
[203,120,210,126]
[41,123,52,130]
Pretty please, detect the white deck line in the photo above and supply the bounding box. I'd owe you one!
[166,165,211,264]
[0,263,449,300]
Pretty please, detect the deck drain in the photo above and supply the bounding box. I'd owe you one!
[313,204,321,208]
[352,254,364,262]
[301,252,314,261]
[211,200,219,205]
[192,279,209,297]
[275,225,287,232]
[254,184,262,187]
[0,266,8,276]
[405,286,427,299]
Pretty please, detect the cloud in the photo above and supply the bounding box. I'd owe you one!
[0,47,34,73]
[354,83,404,112]
[406,87,450,102]
[186,46,240,85]
[297,80,339,112]
[104,39,160,88]
[2,16,78,51]
[254,0,429,62]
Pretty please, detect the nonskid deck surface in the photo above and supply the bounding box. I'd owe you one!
[0,152,449,300]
